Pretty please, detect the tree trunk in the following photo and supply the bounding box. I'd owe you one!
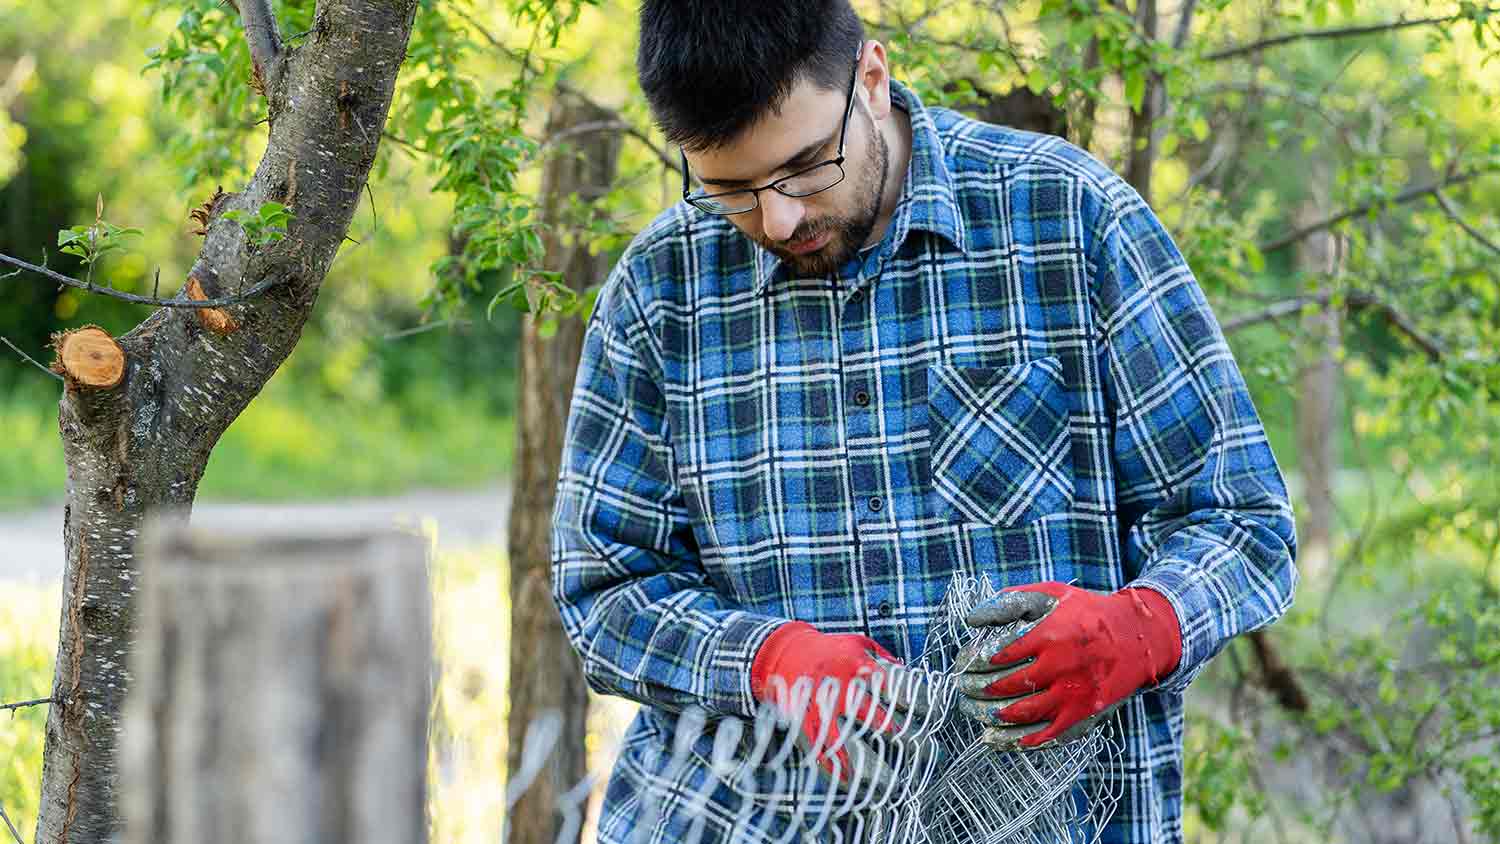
[503,94,622,844]
[33,2,417,840]
[1294,194,1342,582]
[1125,0,1160,202]
[119,520,432,844]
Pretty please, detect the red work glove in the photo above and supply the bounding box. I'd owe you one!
[751,621,925,786]
[953,582,1181,749]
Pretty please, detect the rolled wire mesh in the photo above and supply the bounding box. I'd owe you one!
[520,574,1125,844]
[905,574,1126,844]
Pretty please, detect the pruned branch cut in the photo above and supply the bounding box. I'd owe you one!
[185,275,240,335]
[49,326,125,389]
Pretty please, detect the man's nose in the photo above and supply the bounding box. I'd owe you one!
[758,190,805,243]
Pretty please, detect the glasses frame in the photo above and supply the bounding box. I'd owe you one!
[681,49,863,216]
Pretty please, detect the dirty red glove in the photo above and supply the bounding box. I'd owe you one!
[751,621,925,785]
[954,582,1181,749]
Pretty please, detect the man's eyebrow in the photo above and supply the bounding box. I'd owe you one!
[698,130,837,188]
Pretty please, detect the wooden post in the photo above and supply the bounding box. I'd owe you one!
[120,517,433,844]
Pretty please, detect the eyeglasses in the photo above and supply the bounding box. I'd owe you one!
[681,51,862,216]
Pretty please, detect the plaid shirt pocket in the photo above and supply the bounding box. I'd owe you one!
[926,355,1075,528]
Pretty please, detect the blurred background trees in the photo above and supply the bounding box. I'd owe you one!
[1,0,1497,841]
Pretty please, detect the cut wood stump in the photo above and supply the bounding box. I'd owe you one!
[50,326,124,388]
[120,516,433,844]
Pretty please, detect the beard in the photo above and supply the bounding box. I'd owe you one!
[760,108,890,278]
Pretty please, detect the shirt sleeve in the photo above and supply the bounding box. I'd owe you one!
[1086,174,1300,695]
[550,260,786,719]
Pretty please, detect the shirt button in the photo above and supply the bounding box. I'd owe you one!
[850,289,864,303]
[877,601,894,618]
[853,389,870,407]
[867,496,883,512]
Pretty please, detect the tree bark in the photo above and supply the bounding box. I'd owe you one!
[1125,0,1160,202]
[503,94,622,844]
[33,2,417,840]
[1294,194,1342,582]
[119,520,432,844]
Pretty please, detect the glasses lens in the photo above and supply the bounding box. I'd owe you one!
[774,162,844,198]
[690,191,757,215]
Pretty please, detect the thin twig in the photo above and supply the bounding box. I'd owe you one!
[1434,190,1500,256]
[1206,8,1500,61]
[0,336,63,382]
[382,318,473,341]
[1257,167,1491,254]
[540,120,676,169]
[365,182,378,235]
[380,131,424,156]
[0,799,22,844]
[446,3,674,168]
[1,696,53,713]
[0,253,285,309]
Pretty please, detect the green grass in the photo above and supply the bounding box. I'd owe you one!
[0,378,514,512]
[0,582,59,838]
[0,386,67,512]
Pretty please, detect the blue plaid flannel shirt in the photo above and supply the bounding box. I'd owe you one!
[551,80,1298,843]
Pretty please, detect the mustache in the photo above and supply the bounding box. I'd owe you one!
[763,220,838,249]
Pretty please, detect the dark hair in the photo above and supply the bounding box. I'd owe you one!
[636,0,865,151]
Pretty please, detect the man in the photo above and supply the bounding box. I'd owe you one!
[550,1,1298,841]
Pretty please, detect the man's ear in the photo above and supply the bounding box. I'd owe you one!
[859,40,894,122]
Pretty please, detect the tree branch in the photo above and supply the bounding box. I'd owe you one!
[2,696,55,713]
[1171,0,1199,49]
[540,119,675,169]
[1223,290,1447,360]
[0,800,22,844]
[1246,631,1309,713]
[1258,167,1491,254]
[0,253,286,309]
[238,0,283,90]
[1434,190,1500,256]
[1,334,64,382]
[446,4,673,168]
[1206,8,1500,61]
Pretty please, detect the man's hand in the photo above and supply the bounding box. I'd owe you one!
[751,622,930,789]
[953,582,1182,749]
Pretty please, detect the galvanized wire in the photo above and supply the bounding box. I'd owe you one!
[507,573,1125,843]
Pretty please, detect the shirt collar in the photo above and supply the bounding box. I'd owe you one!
[753,79,967,297]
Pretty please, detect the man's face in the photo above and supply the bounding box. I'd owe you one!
[683,71,889,277]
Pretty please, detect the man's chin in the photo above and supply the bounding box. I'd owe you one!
[773,237,853,278]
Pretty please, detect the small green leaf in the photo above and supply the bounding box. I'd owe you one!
[1124,67,1146,113]
[1025,66,1049,95]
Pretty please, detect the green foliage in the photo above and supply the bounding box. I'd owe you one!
[55,197,144,282]
[1184,719,1267,832]
[219,201,293,249]
[0,583,59,837]
[6,2,1500,835]
[200,377,516,503]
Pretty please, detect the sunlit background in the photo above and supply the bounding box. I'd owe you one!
[2,0,1499,841]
